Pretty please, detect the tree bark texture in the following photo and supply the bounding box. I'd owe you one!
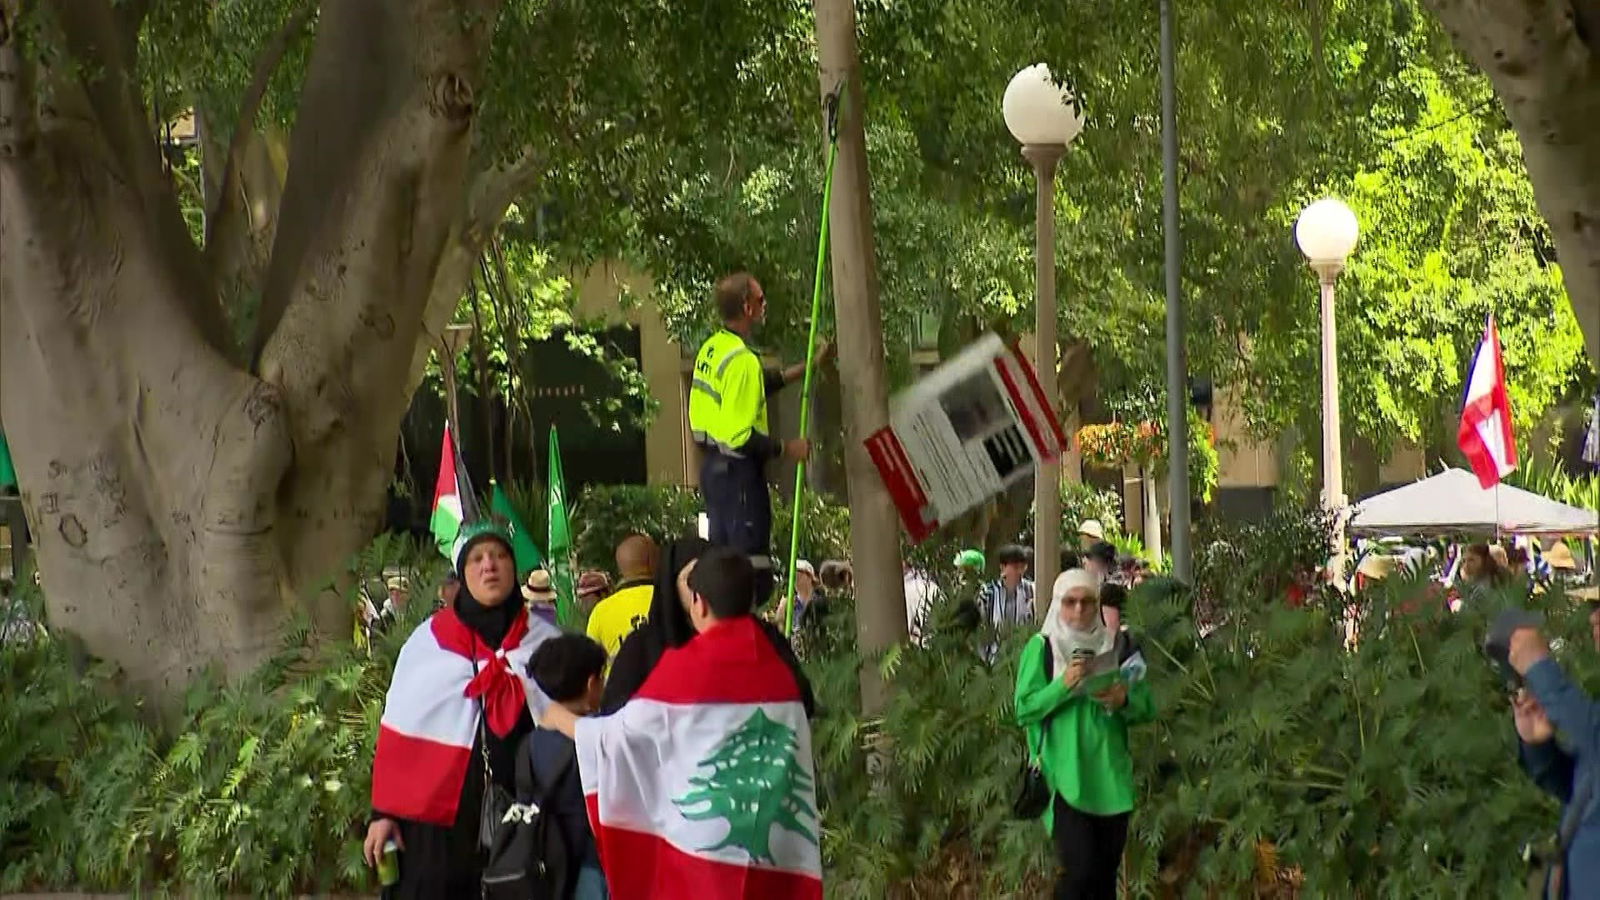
[0,0,504,698]
[814,0,907,718]
[1428,0,1600,366]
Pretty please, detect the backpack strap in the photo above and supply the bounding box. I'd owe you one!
[514,733,536,801]
[529,731,579,807]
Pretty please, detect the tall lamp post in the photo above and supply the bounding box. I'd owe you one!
[1004,63,1084,603]
[1295,197,1360,577]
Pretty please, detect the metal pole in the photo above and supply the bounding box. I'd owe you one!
[1160,0,1192,582]
[1024,144,1065,603]
[1316,265,1346,576]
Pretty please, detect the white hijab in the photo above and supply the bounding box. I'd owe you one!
[1040,568,1112,674]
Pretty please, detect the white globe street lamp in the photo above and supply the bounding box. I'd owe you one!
[1005,64,1083,602]
[1296,197,1360,579]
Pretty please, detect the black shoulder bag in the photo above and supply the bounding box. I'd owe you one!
[471,650,517,857]
[1011,638,1055,819]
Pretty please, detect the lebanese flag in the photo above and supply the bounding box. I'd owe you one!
[370,606,557,825]
[575,616,822,899]
[1457,316,1517,489]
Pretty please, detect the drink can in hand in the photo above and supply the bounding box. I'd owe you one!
[377,839,400,886]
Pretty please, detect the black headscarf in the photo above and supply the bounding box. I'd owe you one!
[601,537,710,713]
[453,531,523,648]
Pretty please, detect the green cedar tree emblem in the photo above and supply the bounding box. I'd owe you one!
[672,708,819,862]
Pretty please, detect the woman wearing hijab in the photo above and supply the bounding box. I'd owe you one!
[1015,569,1155,900]
[362,521,560,898]
[602,537,814,716]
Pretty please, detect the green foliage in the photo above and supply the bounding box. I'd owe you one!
[571,483,704,573]
[1507,456,1600,513]
[806,593,1054,897]
[1240,61,1592,455]
[1194,507,1338,613]
[0,596,418,894]
[808,522,1590,897]
[6,520,1596,895]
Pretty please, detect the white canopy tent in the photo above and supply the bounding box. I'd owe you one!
[1349,468,1599,537]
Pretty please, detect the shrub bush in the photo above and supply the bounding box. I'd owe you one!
[571,483,703,571]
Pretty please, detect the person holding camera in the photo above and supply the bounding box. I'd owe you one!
[1506,600,1600,899]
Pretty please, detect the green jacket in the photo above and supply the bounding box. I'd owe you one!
[1014,633,1155,827]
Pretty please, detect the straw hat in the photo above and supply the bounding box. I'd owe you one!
[1078,519,1105,541]
[1357,554,1396,581]
[521,569,557,603]
[1544,542,1578,571]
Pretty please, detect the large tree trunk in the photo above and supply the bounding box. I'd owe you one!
[1427,0,1600,367]
[814,0,907,718]
[0,0,503,697]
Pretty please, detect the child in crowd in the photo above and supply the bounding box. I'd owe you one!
[523,634,610,900]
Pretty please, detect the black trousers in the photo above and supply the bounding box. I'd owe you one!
[699,451,774,603]
[1052,794,1131,900]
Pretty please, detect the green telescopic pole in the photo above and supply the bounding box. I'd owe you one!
[785,85,845,639]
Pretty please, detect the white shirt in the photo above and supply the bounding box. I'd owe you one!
[903,569,943,646]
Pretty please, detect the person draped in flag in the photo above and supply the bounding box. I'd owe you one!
[688,273,831,604]
[363,521,561,897]
[541,546,822,899]
[600,537,815,718]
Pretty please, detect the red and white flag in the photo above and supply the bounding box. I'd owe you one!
[1458,316,1517,489]
[576,616,822,900]
[370,606,557,825]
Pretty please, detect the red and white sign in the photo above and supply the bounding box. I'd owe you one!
[866,333,1068,542]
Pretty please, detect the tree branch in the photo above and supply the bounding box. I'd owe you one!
[204,2,316,248]
[43,0,233,353]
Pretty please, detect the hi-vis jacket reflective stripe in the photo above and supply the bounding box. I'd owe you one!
[688,330,768,455]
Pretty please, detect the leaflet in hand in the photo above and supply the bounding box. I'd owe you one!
[1071,644,1147,696]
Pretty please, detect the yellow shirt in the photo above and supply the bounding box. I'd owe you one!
[586,583,655,665]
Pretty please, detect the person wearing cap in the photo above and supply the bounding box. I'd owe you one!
[954,548,986,576]
[1016,569,1155,899]
[1540,541,1580,590]
[575,570,613,610]
[1506,599,1600,899]
[775,559,829,647]
[1083,541,1117,585]
[687,273,831,603]
[364,520,560,897]
[522,568,560,626]
[1077,519,1105,552]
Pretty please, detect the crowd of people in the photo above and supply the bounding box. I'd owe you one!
[361,523,818,899]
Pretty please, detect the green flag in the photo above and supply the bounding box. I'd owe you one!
[0,431,14,491]
[490,481,544,579]
[546,426,576,625]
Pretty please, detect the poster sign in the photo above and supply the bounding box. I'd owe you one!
[866,333,1068,542]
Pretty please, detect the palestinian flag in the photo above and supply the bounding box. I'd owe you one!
[574,615,822,899]
[429,423,478,560]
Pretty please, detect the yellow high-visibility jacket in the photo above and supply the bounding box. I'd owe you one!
[688,329,783,458]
